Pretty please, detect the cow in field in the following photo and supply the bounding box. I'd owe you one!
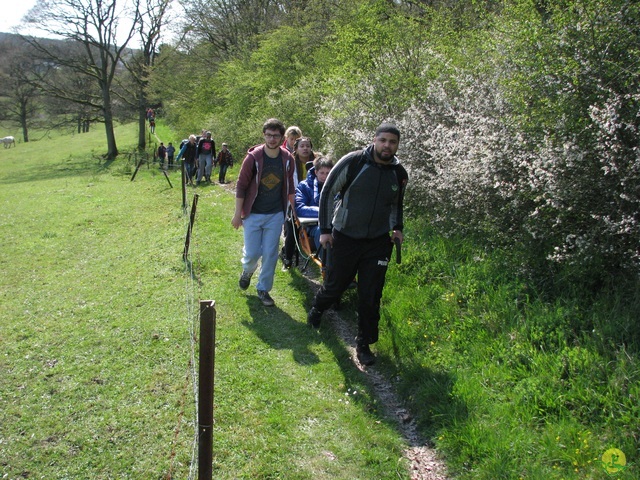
[1,136,16,148]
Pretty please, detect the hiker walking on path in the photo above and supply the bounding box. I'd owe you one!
[157,142,167,168]
[176,135,198,185]
[196,131,217,185]
[166,142,176,169]
[306,123,409,366]
[281,136,316,269]
[293,136,315,183]
[282,125,302,155]
[216,142,234,184]
[232,118,296,307]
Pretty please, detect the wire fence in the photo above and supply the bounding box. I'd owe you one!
[164,181,202,480]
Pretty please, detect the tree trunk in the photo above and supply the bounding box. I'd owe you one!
[102,87,118,160]
[20,101,29,143]
[138,91,147,151]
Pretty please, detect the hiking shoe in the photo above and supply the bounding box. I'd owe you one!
[257,290,275,307]
[239,271,253,290]
[356,344,376,366]
[307,307,322,329]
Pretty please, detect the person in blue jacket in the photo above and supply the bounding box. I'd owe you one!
[295,155,334,254]
[176,135,198,185]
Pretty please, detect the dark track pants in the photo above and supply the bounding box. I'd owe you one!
[312,230,393,345]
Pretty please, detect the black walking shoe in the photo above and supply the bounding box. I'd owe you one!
[356,344,376,366]
[239,271,252,290]
[307,307,322,328]
[257,290,275,307]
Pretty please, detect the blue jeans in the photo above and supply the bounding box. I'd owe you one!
[197,154,212,182]
[242,212,285,292]
[185,162,196,182]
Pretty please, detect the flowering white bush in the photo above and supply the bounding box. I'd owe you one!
[531,91,640,275]
[318,67,640,280]
[315,0,640,281]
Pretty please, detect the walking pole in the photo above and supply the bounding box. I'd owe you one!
[321,242,332,281]
[394,237,402,264]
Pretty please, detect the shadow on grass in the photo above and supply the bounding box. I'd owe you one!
[241,295,321,366]
[182,259,204,287]
[0,153,134,185]
[324,308,466,448]
[286,265,467,449]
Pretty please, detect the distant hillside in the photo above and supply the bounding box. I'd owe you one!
[0,31,139,55]
[0,31,28,46]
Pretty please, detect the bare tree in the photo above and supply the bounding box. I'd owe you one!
[43,47,105,134]
[22,0,142,159]
[119,0,171,150]
[0,41,42,143]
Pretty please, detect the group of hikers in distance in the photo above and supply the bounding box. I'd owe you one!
[145,109,235,185]
[232,118,408,367]
[173,129,235,185]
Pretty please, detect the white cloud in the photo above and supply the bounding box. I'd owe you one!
[0,0,37,34]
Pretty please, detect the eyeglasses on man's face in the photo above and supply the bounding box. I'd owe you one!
[264,133,282,139]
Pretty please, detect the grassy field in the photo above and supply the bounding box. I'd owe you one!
[0,125,413,479]
[1,123,638,479]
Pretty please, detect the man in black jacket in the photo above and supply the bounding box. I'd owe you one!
[307,123,408,366]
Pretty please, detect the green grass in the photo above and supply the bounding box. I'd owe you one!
[2,124,638,479]
[0,125,410,478]
[378,223,640,479]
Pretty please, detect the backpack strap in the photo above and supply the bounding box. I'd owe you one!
[340,154,367,199]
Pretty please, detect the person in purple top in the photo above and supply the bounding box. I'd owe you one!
[232,118,296,307]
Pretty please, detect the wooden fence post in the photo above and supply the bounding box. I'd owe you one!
[181,161,187,211]
[198,300,216,480]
